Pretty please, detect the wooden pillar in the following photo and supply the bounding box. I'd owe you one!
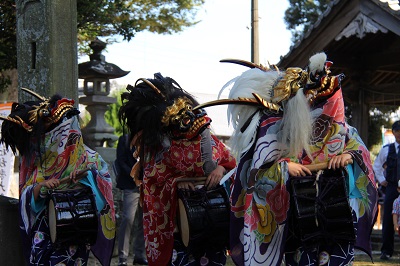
[351,87,370,146]
[251,0,259,64]
[16,0,78,103]
[8,1,78,264]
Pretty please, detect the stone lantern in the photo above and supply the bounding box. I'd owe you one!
[79,38,129,149]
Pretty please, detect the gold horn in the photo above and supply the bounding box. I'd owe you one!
[252,93,281,112]
[220,59,270,71]
[135,78,166,100]
[194,96,281,113]
[0,115,33,132]
[194,98,261,110]
[21,87,47,101]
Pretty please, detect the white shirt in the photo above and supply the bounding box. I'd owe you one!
[373,142,400,184]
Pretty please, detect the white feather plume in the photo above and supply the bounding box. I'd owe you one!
[219,68,282,157]
[308,52,327,75]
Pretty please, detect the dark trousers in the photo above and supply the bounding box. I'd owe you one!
[381,184,400,256]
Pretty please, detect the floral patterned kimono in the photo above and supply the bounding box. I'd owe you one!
[142,134,236,266]
[19,116,115,266]
[229,88,378,265]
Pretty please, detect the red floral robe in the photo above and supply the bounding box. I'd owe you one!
[142,134,236,266]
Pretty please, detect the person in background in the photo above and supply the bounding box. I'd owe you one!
[374,120,400,260]
[116,134,148,266]
[393,180,400,237]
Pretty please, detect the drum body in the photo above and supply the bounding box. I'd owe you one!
[289,169,355,249]
[48,187,98,247]
[178,185,230,251]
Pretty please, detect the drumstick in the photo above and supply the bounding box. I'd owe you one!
[304,159,353,172]
[176,177,207,182]
[59,167,94,184]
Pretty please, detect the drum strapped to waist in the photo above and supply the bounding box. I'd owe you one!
[47,183,98,247]
[176,177,230,251]
[289,164,355,249]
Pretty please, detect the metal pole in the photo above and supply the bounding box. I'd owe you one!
[251,0,259,64]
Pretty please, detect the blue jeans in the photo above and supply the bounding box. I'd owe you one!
[118,188,146,261]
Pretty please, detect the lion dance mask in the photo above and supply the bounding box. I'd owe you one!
[0,88,115,266]
[195,53,378,266]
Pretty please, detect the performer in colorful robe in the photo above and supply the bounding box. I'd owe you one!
[195,53,378,265]
[118,73,236,266]
[0,89,115,266]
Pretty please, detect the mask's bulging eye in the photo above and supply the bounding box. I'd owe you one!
[40,109,50,117]
[172,116,180,125]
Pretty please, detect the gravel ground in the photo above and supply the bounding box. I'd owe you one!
[88,250,400,265]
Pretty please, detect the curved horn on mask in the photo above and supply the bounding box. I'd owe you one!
[0,115,33,132]
[193,98,259,111]
[220,59,270,71]
[21,87,47,102]
[193,95,281,113]
[135,78,166,100]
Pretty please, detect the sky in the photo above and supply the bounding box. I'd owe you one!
[78,0,293,136]
[79,0,293,95]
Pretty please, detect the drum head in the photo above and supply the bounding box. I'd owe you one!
[48,199,57,243]
[178,198,190,247]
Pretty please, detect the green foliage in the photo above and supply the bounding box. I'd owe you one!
[0,0,205,75]
[0,73,12,93]
[79,109,92,129]
[284,0,330,43]
[105,85,127,137]
[0,0,17,93]
[284,1,399,148]
[346,102,397,150]
[76,0,204,55]
[368,106,398,148]
[368,106,397,163]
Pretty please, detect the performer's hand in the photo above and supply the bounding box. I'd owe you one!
[205,165,225,190]
[41,178,60,189]
[135,180,143,187]
[288,162,312,177]
[34,179,60,201]
[380,180,388,187]
[177,181,195,191]
[69,170,80,183]
[69,168,89,183]
[328,153,352,170]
